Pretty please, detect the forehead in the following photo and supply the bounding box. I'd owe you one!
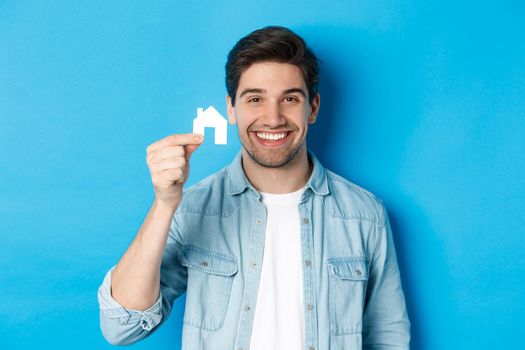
[237,62,306,93]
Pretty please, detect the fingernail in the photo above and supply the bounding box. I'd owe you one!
[194,134,203,142]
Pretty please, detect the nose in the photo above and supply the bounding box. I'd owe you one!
[261,101,286,128]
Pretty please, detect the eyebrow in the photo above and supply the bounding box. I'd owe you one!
[238,87,307,99]
[283,88,307,98]
[239,88,265,98]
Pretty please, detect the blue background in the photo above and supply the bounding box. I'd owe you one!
[1,1,524,349]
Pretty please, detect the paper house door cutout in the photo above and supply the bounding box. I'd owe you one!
[192,106,227,145]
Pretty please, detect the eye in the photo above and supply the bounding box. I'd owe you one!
[283,96,299,103]
[248,97,261,103]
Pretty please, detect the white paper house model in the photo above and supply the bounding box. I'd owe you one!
[192,106,228,145]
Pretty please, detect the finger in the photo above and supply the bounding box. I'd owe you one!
[147,133,203,153]
[154,168,185,186]
[149,146,185,162]
[184,143,202,160]
[150,157,186,172]
[161,167,185,181]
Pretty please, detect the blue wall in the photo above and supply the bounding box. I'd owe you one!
[1,1,524,349]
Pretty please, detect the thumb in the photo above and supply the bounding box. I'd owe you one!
[184,142,202,160]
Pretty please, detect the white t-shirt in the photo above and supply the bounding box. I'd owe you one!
[249,188,305,350]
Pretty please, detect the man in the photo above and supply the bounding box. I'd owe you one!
[98,26,410,350]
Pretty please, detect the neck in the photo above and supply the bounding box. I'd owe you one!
[241,144,313,194]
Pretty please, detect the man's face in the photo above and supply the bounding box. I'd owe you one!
[226,62,320,168]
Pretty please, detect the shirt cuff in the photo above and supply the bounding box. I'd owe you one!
[97,266,163,331]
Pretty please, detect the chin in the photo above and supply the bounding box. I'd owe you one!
[246,146,303,169]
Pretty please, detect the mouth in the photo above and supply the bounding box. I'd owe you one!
[251,130,292,147]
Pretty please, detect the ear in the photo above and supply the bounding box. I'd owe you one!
[308,93,321,124]
[226,95,237,125]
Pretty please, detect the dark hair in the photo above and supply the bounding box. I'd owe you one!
[225,26,320,106]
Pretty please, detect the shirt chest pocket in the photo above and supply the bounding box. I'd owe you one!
[179,245,238,331]
[327,257,369,335]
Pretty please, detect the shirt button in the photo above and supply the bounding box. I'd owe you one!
[305,260,312,267]
[201,261,208,267]
[307,303,313,311]
[238,348,243,350]
[244,305,251,311]
[303,218,309,224]
[255,219,261,225]
[356,269,362,276]
[251,261,257,268]
[309,347,315,350]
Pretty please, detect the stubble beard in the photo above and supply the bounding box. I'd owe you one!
[239,129,305,168]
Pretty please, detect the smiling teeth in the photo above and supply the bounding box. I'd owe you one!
[256,132,287,141]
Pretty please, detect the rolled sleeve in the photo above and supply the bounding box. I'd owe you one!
[362,203,411,349]
[97,267,164,345]
[98,217,188,346]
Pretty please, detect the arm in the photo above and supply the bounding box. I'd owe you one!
[97,133,203,345]
[362,204,411,349]
[97,203,186,345]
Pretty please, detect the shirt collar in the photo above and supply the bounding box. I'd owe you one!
[227,150,330,197]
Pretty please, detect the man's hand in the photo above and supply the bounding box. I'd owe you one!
[146,133,203,210]
[110,133,203,311]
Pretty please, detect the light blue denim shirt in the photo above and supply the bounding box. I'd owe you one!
[98,151,410,349]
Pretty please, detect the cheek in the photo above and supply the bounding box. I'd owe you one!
[236,110,258,128]
[235,117,251,133]
[291,103,310,116]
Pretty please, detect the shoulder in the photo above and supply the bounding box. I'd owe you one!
[324,169,386,225]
